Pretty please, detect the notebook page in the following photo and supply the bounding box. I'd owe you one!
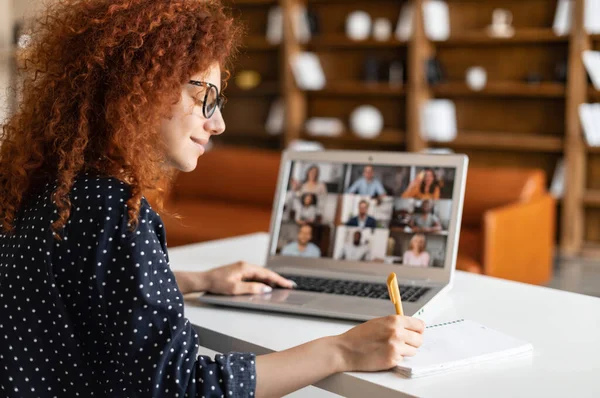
[397,319,533,377]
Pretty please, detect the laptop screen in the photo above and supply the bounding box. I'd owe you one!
[272,161,458,269]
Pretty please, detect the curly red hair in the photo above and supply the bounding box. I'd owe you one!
[0,0,241,234]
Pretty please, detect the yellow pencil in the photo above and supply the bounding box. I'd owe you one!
[387,272,404,316]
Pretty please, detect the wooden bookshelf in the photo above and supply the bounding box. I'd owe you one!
[220,0,600,254]
[226,81,280,96]
[244,36,279,51]
[308,82,406,97]
[433,81,566,98]
[430,132,564,153]
[307,36,407,49]
[583,190,600,207]
[300,130,405,150]
[434,29,568,46]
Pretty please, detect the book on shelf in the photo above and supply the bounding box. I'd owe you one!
[395,3,414,41]
[579,103,600,146]
[583,51,600,91]
[550,158,565,199]
[584,0,600,34]
[553,0,574,36]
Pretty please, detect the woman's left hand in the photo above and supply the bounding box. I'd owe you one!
[204,261,296,296]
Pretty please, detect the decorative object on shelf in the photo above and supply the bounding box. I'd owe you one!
[421,148,455,154]
[395,3,414,41]
[420,99,457,142]
[584,0,600,34]
[234,70,261,90]
[266,6,283,45]
[582,50,600,90]
[555,60,568,83]
[524,73,543,85]
[266,98,285,136]
[305,117,344,137]
[373,18,392,41]
[345,11,372,41]
[350,105,384,139]
[486,9,515,38]
[293,3,312,44]
[291,52,326,90]
[306,9,320,36]
[550,158,565,199]
[422,0,450,41]
[578,103,600,146]
[425,57,444,85]
[553,0,574,36]
[465,66,487,91]
[287,140,325,152]
[364,56,382,83]
[389,61,404,87]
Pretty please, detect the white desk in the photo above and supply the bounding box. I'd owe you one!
[170,233,600,398]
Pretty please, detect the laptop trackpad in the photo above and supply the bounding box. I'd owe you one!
[249,290,315,306]
[305,296,390,316]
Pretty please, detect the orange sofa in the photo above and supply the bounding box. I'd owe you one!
[161,146,280,247]
[162,147,555,285]
[457,168,556,285]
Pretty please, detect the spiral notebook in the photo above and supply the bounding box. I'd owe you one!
[396,319,533,378]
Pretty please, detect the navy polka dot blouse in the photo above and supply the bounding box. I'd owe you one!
[0,176,257,397]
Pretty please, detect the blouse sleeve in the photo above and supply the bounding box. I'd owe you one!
[67,186,257,397]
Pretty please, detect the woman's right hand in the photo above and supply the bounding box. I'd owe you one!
[334,315,425,372]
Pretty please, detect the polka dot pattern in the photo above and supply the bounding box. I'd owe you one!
[0,176,256,397]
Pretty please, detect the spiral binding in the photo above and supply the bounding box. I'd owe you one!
[426,319,465,329]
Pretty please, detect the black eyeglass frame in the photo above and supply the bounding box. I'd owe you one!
[188,80,226,119]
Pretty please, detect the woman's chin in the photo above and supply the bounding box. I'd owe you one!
[167,156,199,172]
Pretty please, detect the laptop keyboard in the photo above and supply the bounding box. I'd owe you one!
[279,274,431,303]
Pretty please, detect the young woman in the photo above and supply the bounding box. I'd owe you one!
[295,193,318,225]
[402,168,442,200]
[403,234,431,268]
[0,1,424,397]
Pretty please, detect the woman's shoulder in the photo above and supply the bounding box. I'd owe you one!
[70,174,154,218]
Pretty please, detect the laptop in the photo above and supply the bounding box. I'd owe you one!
[199,150,468,321]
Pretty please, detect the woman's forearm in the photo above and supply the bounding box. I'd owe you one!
[255,336,345,398]
[174,271,211,294]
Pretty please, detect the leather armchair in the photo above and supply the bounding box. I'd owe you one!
[457,168,556,285]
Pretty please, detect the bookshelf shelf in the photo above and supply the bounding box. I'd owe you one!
[434,29,568,46]
[589,86,600,100]
[222,127,278,139]
[302,129,406,146]
[307,36,407,49]
[583,190,600,207]
[244,36,279,51]
[586,145,600,153]
[226,81,280,96]
[229,0,277,5]
[308,82,406,97]
[432,81,566,98]
[429,132,564,152]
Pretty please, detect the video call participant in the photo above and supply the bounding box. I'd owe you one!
[347,165,386,199]
[339,230,371,261]
[401,168,442,200]
[402,234,431,267]
[409,200,442,233]
[346,199,377,228]
[281,224,322,258]
[293,164,328,205]
[295,193,318,225]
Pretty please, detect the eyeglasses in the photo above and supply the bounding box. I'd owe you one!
[188,80,227,119]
